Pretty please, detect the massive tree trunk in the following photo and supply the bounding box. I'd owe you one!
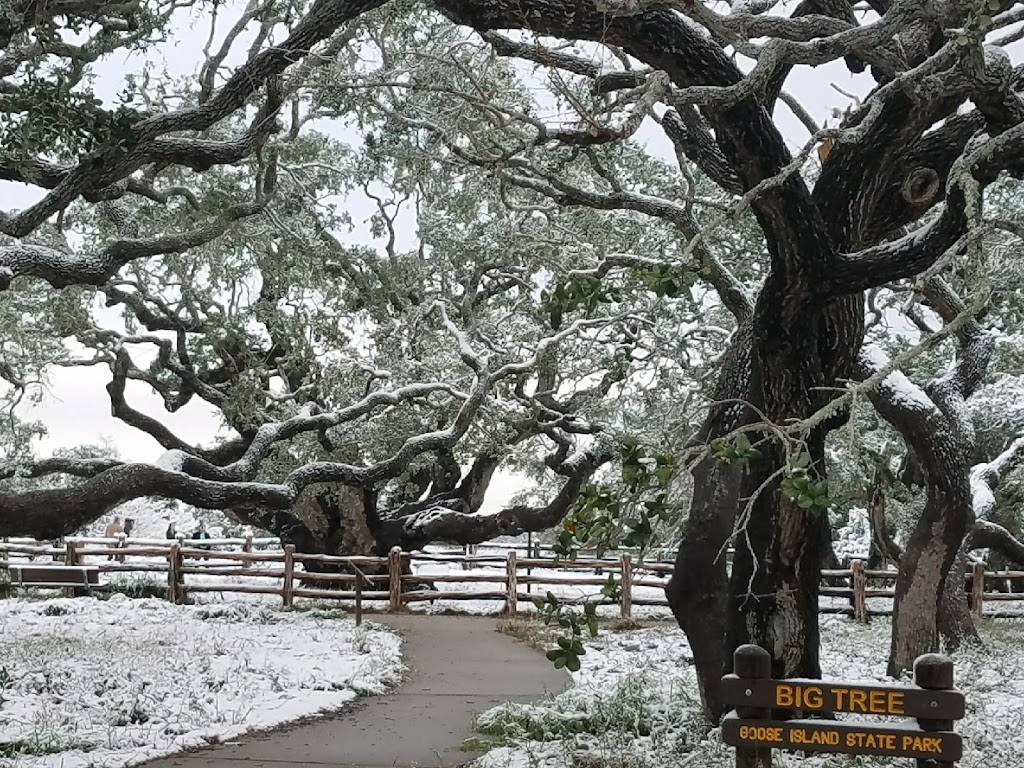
[229,450,608,566]
[727,439,830,684]
[293,485,380,558]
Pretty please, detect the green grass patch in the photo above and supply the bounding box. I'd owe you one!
[460,735,503,752]
[476,673,656,743]
[0,736,94,758]
[100,575,167,600]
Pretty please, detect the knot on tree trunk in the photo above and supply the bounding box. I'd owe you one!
[901,167,941,206]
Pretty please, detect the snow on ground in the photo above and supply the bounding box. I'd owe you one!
[471,616,1024,768]
[0,596,403,768]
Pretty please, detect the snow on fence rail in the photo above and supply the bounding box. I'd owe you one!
[2,539,1023,620]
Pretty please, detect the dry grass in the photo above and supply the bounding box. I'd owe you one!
[496,616,666,652]
[495,617,557,652]
[609,617,655,632]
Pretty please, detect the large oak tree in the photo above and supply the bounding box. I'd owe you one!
[3,0,1024,724]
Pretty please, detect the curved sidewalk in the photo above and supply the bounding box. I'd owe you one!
[143,614,568,768]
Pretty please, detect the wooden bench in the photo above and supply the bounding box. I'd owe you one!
[7,564,99,595]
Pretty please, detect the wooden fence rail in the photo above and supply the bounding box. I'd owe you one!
[3,540,1024,620]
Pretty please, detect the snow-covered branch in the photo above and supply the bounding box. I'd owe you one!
[0,0,384,239]
[0,199,266,290]
[969,436,1024,519]
[377,446,612,550]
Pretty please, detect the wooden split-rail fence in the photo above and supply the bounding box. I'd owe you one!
[2,538,1023,621]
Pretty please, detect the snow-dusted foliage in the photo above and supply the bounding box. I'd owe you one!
[474,619,1024,768]
[969,375,1024,457]
[832,507,871,562]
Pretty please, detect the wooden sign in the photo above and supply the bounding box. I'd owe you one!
[722,714,963,760]
[720,676,966,719]
[723,645,965,767]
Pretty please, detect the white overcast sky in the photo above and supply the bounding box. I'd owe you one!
[0,1,958,467]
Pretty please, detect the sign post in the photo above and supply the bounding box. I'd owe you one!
[732,645,772,768]
[721,645,965,767]
[914,653,957,768]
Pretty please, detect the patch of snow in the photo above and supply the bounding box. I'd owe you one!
[970,463,998,519]
[153,451,187,472]
[862,345,939,416]
[0,597,403,768]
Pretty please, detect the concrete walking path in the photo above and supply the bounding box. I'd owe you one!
[143,615,569,768]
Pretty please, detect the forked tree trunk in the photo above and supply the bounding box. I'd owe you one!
[667,327,850,721]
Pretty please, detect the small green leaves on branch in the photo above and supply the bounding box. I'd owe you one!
[554,484,619,560]
[711,432,761,467]
[780,450,831,511]
[599,573,623,602]
[552,437,676,560]
[957,0,1000,45]
[532,593,598,672]
[1,75,147,160]
[620,436,674,492]
[540,276,621,317]
[540,263,697,328]
[642,263,697,298]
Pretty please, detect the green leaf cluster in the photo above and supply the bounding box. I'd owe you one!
[531,593,598,672]
[780,451,831,511]
[711,432,760,466]
[957,0,1000,44]
[540,276,621,316]
[642,263,697,298]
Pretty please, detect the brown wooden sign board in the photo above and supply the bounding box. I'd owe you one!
[721,674,965,720]
[722,714,963,760]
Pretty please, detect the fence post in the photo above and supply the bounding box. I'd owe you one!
[733,644,773,768]
[914,654,955,768]
[971,562,985,618]
[388,546,402,612]
[167,543,181,604]
[851,559,866,622]
[65,539,78,567]
[506,550,518,617]
[242,531,254,570]
[620,553,633,619]
[282,544,295,609]
[354,566,363,627]
[63,540,79,598]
